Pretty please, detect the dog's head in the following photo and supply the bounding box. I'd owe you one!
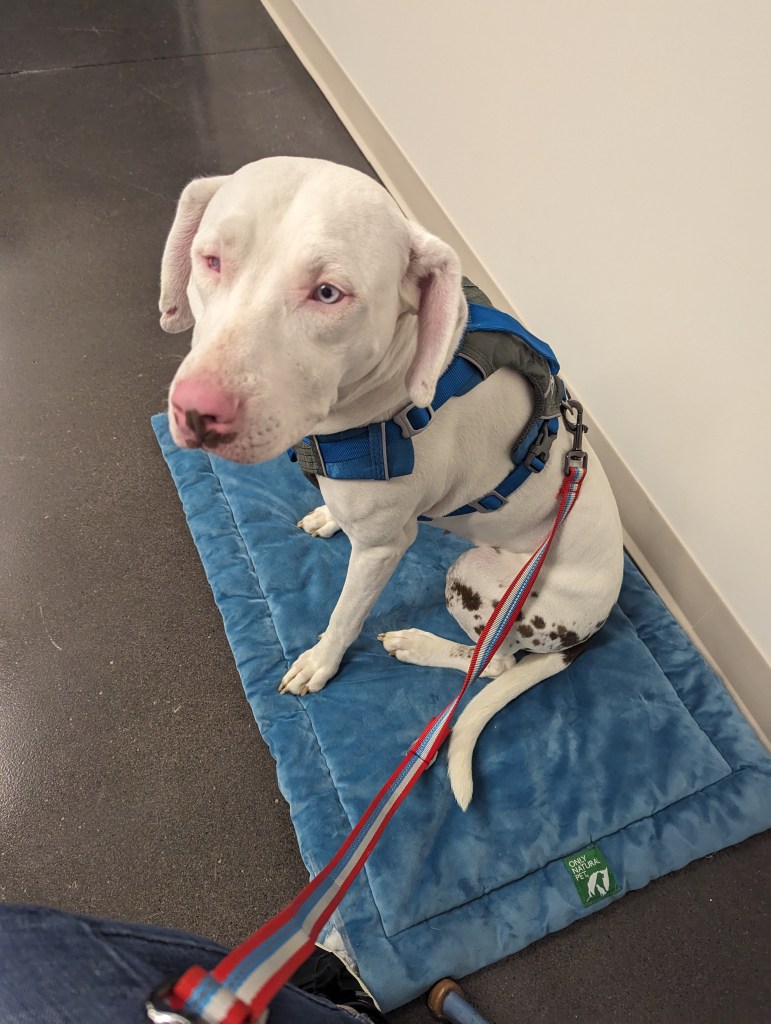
[160,157,465,462]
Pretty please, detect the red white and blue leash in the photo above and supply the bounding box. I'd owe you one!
[149,409,588,1024]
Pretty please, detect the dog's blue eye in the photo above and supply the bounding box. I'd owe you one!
[314,283,343,304]
[205,255,220,271]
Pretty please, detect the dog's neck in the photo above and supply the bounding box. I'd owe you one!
[314,296,468,435]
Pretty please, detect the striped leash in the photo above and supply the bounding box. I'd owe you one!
[149,434,587,1024]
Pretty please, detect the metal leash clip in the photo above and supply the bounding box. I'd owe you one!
[146,982,193,1024]
[561,398,589,474]
[146,1004,192,1024]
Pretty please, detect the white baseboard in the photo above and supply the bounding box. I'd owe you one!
[578,401,770,748]
[263,0,771,749]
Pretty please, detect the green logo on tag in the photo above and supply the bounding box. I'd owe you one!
[563,845,620,906]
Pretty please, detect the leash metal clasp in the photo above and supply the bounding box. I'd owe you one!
[146,982,194,1024]
[564,448,589,474]
[561,398,589,474]
[146,1002,192,1024]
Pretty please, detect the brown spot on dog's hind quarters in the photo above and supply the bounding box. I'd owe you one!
[449,581,482,612]
[533,638,541,646]
[562,639,592,666]
[474,624,484,636]
[491,599,499,610]
[549,631,558,640]
[517,623,534,638]
[555,624,580,648]
[531,615,546,630]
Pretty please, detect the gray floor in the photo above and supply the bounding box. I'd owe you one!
[0,3,768,1022]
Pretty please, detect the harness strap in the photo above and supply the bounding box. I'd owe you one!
[460,301,560,375]
[292,348,483,482]
[419,414,560,520]
[150,460,587,1024]
[290,302,562,508]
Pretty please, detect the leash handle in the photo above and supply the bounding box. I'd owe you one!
[152,465,586,1024]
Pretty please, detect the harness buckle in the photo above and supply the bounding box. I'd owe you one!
[522,420,557,472]
[392,402,435,438]
[469,490,508,514]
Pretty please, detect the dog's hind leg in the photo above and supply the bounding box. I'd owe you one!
[378,628,515,677]
[378,544,529,674]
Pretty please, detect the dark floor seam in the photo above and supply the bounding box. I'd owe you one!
[0,43,287,78]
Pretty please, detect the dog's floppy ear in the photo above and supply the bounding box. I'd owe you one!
[401,223,465,407]
[159,175,229,333]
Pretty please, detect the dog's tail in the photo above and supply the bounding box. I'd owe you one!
[447,652,569,810]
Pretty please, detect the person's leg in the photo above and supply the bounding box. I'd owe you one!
[0,904,378,1024]
[0,903,228,1024]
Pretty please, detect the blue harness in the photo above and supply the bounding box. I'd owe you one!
[289,300,565,519]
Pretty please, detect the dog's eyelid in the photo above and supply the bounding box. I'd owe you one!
[304,255,354,293]
[313,275,355,295]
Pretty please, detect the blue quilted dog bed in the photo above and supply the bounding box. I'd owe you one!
[152,413,771,1011]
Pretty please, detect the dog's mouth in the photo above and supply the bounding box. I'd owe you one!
[194,428,301,466]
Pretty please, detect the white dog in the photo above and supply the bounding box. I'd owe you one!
[160,157,624,808]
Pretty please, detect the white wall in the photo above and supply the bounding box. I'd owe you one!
[266,1,771,731]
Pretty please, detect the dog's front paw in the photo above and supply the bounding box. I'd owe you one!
[279,640,342,696]
[297,505,341,539]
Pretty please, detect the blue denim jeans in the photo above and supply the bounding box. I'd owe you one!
[0,904,372,1023]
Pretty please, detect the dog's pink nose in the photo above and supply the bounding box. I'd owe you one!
[171,378,240,447]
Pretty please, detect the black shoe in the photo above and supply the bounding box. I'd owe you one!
[289,945,388,1023]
